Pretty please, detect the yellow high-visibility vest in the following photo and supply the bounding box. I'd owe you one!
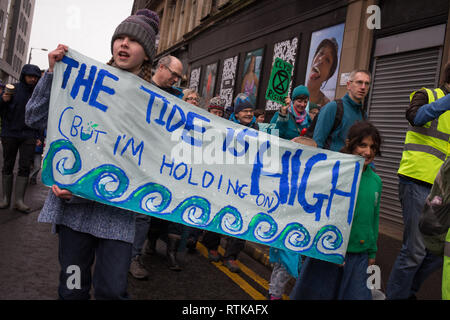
[398,87,450,184]
[443,229,450,300]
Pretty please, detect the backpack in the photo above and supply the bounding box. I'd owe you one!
[419,158,450,256]
[304,99,344,149]
[305,99,366,149]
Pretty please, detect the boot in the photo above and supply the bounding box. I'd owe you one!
[13,176,31,213]
[0,174,13,209]
[166,233,182,271]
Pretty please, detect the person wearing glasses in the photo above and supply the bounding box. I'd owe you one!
[229,93,259,130]
[312,69,371,151]
[151,55,184,98]
[182,88,201,107]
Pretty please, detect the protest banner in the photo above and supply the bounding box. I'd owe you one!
[43,49,364,264]
[265,57,293,105]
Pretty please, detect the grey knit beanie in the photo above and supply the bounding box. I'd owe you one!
[208,96,226,112]
[111,9,160,63]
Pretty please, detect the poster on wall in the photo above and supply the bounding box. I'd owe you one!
[201,62,218,104]
[219,55,238,109]
[189,67,201,92]
[266,37,299,111]
[304,23,345,107]
[240,48,264,106]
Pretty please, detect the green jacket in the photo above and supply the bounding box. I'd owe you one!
[347,166,382,259]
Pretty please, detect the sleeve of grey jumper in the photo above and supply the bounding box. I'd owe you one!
[26,72,94,205]
[25,71,53,130]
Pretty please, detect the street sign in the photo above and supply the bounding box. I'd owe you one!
[265,57,293,104]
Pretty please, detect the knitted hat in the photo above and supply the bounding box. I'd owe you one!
[292,85,309,100]
[111,9,160,63]
[234,93,255,114]
[207,96,225,112]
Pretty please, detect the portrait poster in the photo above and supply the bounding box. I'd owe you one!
[240,48,264,106]
[201,62,218,104]
[304,23,345,107]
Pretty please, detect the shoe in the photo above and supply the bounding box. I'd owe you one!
[129,256,149,280]
[208,250,221,262]
[223,259,240,273]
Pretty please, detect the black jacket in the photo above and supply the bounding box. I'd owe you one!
[0,64,41,139]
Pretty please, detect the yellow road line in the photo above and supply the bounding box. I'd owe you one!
[196,242,267,300]
[217,245,290,300]
[217,246,270,290]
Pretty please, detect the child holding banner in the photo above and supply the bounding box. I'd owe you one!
[290,121,382,300]
[24,9,160,299]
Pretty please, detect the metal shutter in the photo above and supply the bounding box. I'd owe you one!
[367,47,442,225]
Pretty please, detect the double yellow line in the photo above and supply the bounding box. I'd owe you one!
[196,242,289,300]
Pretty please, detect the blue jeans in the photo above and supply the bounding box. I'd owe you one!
[57,225,132,300]
[289,253,372,300]
[386,177,443,299]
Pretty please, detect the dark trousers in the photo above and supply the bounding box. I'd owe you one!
[1,137,35,177]
[290,253,372,300]
[57,225,132,300]
[202,231,245,260]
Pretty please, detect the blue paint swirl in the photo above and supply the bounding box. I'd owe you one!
[212,206,244,234]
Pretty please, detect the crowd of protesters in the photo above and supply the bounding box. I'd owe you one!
[0,8,446,300]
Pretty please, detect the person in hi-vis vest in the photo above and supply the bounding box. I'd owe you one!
[444,229,450,300]
[386,62,450,300]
